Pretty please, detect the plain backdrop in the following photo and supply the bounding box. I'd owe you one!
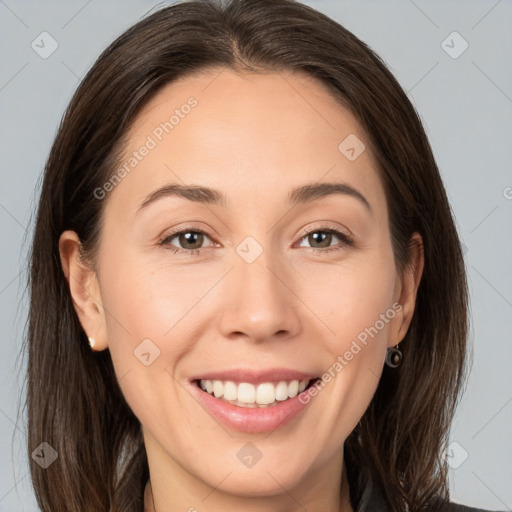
[0,0,511,510]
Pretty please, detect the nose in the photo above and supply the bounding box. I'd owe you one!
[216,245,302,344]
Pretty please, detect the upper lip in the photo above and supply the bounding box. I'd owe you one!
[190,368,318,386]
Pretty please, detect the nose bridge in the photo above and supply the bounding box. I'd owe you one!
[217,234,300,343]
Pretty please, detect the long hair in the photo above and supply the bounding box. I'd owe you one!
[23,0,469,510]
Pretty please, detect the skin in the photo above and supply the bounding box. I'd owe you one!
[59,68,424,512]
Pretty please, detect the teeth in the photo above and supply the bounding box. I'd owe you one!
[223,381,237,401]
[256,383,275,405]
[288,380,299,398]
[275,381,289,401]
[238,383,256,403]
[198,378,311,407]
[212,380,224,398]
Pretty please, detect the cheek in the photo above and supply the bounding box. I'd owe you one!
[295,253,398,345]
[99,235,398,364]
[97,255,200,431]
[300,264,397,450]
[296,250,397,406]
[99,252,210,345]
[96,250,208,407]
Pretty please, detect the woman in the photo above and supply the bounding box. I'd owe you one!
[25,0,502,510]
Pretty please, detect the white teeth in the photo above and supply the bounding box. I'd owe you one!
[256,383,275,405]
[288,380,299,398]
[198,378,311,406]
[212,380,223,398]
[238,383,256,403]
[223,381,237,401]
[275,381,289,401]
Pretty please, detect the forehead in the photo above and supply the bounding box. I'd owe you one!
[130,66,362,145]
[107,67,385,217]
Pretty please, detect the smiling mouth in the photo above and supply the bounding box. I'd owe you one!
[194,378,320,408]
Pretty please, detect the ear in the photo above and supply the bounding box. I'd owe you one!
[389,231,424,347]
[59,230,108,351]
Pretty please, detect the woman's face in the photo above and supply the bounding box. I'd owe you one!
[62,68,421,503]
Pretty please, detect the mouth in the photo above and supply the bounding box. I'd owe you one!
[193,377,320,408]
[189,370,321,433]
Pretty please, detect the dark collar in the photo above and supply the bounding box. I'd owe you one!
[351,467,495,512]
[354,464,390,512]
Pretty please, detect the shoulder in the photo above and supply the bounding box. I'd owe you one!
[441,500,507,512]
[353,465,505,512]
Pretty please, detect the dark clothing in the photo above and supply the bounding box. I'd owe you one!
[353,461,505,512]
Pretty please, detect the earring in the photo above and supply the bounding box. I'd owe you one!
[385,342,402,368]
[88,337,96,350]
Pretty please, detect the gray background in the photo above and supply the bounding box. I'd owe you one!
[1,0,511,510]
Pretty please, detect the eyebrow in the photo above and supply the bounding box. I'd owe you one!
[137,181,372,216]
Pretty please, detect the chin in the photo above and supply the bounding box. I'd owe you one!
[199,457,309,498]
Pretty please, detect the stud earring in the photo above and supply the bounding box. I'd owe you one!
[385,342,403,368]
[88,337,96,350]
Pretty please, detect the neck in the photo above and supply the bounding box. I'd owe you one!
[143,458,354,512]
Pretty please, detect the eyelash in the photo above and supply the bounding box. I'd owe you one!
[158,224,354,256]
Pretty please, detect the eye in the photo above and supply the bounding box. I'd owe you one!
[158,224,354,256]
[158,227,214,256]
[295,226,354,254]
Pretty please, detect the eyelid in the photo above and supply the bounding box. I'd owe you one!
[158,221,354,254]
[157,223,218,254]
[294,221,353,243]
[160,223,216,241]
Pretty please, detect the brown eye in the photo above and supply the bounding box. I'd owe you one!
[307,231,334,249]
[175,231,205,250]
[160,229,212,255]
[296,227,353,254]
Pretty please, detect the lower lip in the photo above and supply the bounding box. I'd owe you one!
[190,381,316,433]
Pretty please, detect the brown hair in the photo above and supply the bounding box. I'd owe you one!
[23,0,469,510]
